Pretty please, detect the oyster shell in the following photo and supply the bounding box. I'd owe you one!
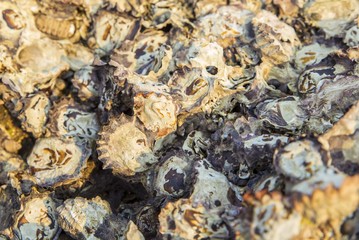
[303,0,359,38]
[91,10,140,54]
[57,196,111,240]
[134,92,177,139]
[274,139,327,181]
[97,114,157,176]
[318,101,359,175]
[0,1,25,48]
[27,137,91,187]
[1,39,69,95]
[17,93,50,138]
[49,99,99,140]
[252,10,300,65]
[12,191,60,240]
[153,155,191,197]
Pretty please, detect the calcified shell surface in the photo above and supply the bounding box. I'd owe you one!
[0,0,359,239]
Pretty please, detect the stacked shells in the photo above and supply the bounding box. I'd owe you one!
[0,0,359,239]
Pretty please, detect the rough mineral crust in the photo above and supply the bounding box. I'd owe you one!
[0,0,358,239]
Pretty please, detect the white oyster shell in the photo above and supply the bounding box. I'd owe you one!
[97,114,157,176]
[13,192,59,240]
[274,140,325,180]
[1,39,69,96]
[190,160,242,208]
[92,10,140,54]
[18,93,50,138]
[134,92,177,139]
[159,198,232,239]
[27,137,91,187]
[344,25,359,48]
[57,197,111,240]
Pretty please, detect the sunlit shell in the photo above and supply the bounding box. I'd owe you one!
[134,92,177,139]
[0,148,26,185]
[1,39,69,96]
[107,0,148,18]
[142,0,193,29]
[49,99,99,140]
[318,101,359,175]
[296,55,354,95]
[159,198,232,239]
[12,191,59,240]
[17,93,50,138]
[92,10,140,54]
[195,6,254,44]
[300,75,359,122]
[57,197,111,240]
[27,137,91,187]
[303,0,359,38]
[274,140,326,181]
[0,1,25,48]
[0,105,27,153]
[252,10,300,65]
[97,114,157,176]
[244,175,359,239]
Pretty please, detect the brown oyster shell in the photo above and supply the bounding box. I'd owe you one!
[97,114,157,176]
[318,101,359,175]
[252,10,301,65]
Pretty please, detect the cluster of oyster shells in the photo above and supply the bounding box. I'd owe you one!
[0,0,359,239]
